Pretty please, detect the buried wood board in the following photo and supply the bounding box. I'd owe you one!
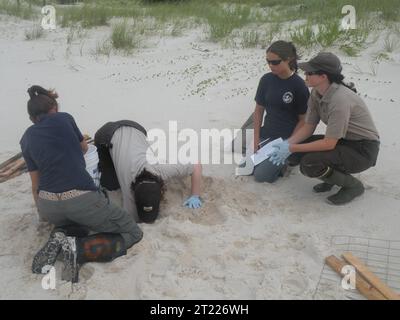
[325,255,386,300]
[342,252,400,300]
[0,136,93,183]
[314,236,400,300]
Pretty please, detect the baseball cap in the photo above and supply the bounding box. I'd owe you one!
[298,52,342,74]
[133,179,161,223]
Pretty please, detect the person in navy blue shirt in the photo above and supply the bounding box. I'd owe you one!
[20,112,97,195]
[21,85,142,283]
[252,40,309,183]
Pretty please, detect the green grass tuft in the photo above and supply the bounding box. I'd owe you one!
[111,19,142,52]
[24,23,43,40]
[0,0,36,19]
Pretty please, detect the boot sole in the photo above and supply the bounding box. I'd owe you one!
[325,189,365,205]
[32,232,64,274]
[62,254,79,283]
[313,187,334,193]
[61,238,79,283]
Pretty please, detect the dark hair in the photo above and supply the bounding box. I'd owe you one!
[27,85,58,122]
[316,72,357,93]
[132,169,165,224]
[267,40,299,72]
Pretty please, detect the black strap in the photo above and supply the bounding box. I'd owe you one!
[94,120,147,190]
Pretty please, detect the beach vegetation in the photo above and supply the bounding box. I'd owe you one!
[111,19,143,53]
[1,0,399,54]
[24,23,43,40]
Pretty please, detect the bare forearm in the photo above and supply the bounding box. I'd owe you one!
[254,111,262,137]
[253,105,264,150]
[32,186,38,207]
[290,138,336,153]
[288,123,316,145]
[293,118,305,135]
[29,170,40,208]
[80,139,88,154]
[191,164,202,196]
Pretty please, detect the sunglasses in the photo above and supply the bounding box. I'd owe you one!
[304,71,323,76]
[267,59,282,66]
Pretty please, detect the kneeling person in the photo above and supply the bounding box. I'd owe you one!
[95,120,203,223]
[21,86,143,283]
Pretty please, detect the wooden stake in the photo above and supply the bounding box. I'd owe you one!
[0,158,26,178]
[325,255,387,300]
[342,252,399,300]
[0,134,93,183]
[0,152,22,171]
[0,169,25,183]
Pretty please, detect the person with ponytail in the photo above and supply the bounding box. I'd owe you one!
[250,40,310,183]
[269,52,380,205]
[20,85,143,282]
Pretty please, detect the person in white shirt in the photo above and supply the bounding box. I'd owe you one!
[95,120,203,223]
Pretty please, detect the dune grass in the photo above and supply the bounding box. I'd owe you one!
[110,19,143,53]
[206,5,252,42]
[92,38,112,58]
[63,0,399,52]
[289,18,374,56]
[383,35,399,53]
[240,30,262,48]
[0,0,36,19]
[58,4,111,28]
[24,23,43,40]
[2,0,400,56]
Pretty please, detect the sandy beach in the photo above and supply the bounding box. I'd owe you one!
[0,11,400,300]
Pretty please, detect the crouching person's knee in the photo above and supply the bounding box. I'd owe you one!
[253,161,281,183]
[300,154,327,178]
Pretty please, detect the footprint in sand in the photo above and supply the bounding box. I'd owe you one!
[288,233,306,250]
[281,273,309,297]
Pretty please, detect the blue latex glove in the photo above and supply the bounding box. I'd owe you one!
[269,140,291,166]
[183,195,202,209]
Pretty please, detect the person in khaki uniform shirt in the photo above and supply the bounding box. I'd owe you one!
[269,52,380,205]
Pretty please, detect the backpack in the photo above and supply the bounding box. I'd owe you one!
[94,120,147,190]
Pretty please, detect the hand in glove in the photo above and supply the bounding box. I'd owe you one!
[183,195,202,209]
[269,140,291,166]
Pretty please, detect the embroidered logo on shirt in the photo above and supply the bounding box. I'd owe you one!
[282,92,294,104]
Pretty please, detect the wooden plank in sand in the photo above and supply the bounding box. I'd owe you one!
[325,255,387,300]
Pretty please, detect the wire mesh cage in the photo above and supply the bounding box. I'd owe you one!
[313,235,400,300]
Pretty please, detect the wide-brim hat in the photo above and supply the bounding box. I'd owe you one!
[298,52,342,74]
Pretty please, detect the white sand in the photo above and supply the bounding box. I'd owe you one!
[0,14,400,299]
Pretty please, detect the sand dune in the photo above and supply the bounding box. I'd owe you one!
[1,13,400,299]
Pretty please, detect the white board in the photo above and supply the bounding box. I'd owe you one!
[250,138,283,166]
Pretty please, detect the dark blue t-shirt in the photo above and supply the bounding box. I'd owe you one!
[255,72,310,140]
[20,112,97,193]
